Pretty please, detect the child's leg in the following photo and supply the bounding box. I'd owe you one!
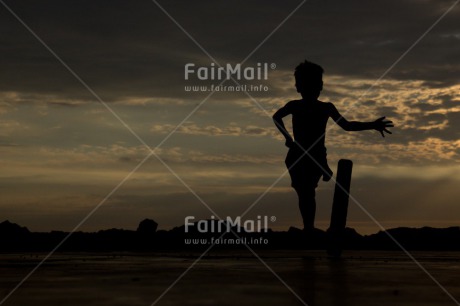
[295,187,316,230]
[321,158,333,182]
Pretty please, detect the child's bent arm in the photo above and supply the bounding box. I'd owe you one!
[273,107,294,146]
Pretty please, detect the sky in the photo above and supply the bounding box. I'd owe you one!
[0,0,459,234]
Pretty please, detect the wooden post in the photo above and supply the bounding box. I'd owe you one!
[327,159,353,257]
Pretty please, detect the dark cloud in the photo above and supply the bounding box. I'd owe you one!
[1,0,459,102]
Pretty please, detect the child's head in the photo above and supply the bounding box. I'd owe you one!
[294,60,324,99]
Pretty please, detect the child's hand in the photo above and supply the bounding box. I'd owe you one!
[285,139,294,148]
[373,116,394,137]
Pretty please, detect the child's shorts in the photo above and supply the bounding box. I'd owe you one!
[285,145,323,190]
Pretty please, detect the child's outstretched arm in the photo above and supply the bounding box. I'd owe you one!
[329,103,394,137]
[273,106,294,147]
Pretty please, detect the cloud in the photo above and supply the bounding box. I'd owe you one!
[5,174,460,234]
[150,122,279,138]
[1,0,459,101]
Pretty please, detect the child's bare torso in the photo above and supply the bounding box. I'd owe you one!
[285,99,331,156]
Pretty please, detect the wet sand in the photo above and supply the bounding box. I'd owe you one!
[1,251,459,306]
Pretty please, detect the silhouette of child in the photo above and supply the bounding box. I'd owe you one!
[273,60,393,231]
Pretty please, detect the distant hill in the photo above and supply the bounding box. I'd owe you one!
[0,220,30,236]
[1,219,459,252]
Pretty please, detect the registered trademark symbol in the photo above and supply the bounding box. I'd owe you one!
[270,63,276,70]
[270,216,276,222]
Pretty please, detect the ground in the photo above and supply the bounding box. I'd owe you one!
[1,251,459,306]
